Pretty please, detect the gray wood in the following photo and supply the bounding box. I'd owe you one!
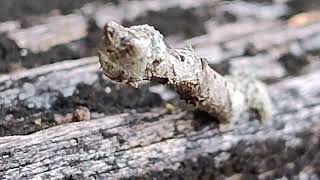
[0,57,99,107]
[0,2,319,179]
[0,70,319,179]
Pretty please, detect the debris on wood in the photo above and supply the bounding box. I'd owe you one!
[72,106,91,122]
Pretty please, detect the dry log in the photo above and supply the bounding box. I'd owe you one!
[0,50,319,136]
[0,1,319,179]
[0,69,319,179]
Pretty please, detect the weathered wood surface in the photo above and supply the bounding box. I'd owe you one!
[0,1,320,179]
[0,69,319,179]
[0,57,100,136]
[0,40,320,135]
[0,48,315,116]
[0,57,166,136]
[0,57,98,108]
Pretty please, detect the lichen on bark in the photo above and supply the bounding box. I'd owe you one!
[98,22,273,125]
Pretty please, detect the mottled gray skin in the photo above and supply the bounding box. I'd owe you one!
[98,22,273,125]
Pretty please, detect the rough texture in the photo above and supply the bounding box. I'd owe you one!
[98,22,273,124]
[0,1,320,179]
[0,70,319,179]
[0,57,164,136]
